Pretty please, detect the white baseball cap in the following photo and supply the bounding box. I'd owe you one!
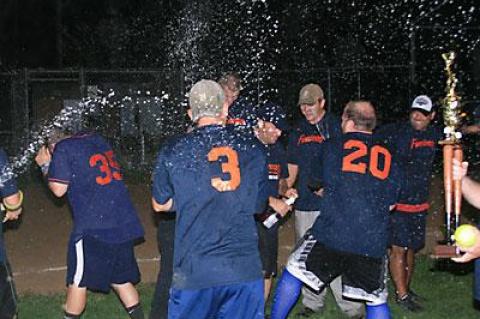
[411,95,433,113]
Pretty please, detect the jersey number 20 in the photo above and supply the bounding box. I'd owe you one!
[342,140,391,180]
[208,146,241,192]
[89,150,123,185]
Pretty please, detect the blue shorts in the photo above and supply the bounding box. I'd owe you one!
[475,259,480,301]
[66,236,140,293]
[389,211,426,251]
[168,279,264,319]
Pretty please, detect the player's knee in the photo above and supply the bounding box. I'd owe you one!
[366,302,391,319]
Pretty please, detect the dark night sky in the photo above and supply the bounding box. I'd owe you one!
[1,0,479,70]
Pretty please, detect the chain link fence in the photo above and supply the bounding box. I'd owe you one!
[1,65,455,171]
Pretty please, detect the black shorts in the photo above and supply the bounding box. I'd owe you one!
[286,233,388,304]
[0,261,17,318]
[256,221,279,278]
[389,211,426,251]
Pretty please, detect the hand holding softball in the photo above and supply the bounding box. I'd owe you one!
[452,225,480,263]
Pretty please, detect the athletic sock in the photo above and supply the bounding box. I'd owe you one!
[126,303,144,319]
[270,269,303,319]
[64,311,81,319]
[366,303,391,319]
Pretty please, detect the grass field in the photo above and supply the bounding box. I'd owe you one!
[16,257,479,318]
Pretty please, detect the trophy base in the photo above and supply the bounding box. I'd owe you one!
[431,244,459,259]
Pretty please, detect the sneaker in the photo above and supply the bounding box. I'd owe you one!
[408,289,426,302]
[396,294,424,312]
[296,307,317,318]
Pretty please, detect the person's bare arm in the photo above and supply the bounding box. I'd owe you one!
[152,197,173,212]
[286,163,298,188]
[48,182,68,197]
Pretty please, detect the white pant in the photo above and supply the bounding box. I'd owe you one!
[294,210,364,318]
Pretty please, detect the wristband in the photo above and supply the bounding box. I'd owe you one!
[3,190,23,211]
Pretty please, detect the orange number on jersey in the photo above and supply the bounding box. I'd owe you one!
[207,146,241,192]
[370,145,391,180]
[342,140,391,180]
[89,151,123,185]
[342,140,367,174]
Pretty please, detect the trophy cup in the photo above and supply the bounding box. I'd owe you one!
[433,51,464,258]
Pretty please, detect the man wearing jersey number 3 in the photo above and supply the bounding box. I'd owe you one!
[151,79,268,319]
[270,100,402,319]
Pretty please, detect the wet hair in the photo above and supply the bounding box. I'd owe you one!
[46,127,71,146]
[218,72,242,92]
[344,100,377,131]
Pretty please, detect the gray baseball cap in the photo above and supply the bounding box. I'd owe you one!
[189,80,225,122]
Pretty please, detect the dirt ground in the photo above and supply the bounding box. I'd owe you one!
[4,174,449,295]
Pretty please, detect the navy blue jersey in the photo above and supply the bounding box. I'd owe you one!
[311,132,402,258]
[48,132,144,243]
[265,142,289,199]
[0,149,18,262]
[226,96,259,129]
[376,122,442,212]
[152,124,269,290]
[287,114,342,210]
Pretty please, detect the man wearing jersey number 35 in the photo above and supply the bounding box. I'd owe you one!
[151,79,269,319]
[270,100,403,319]
[35,129,145,319]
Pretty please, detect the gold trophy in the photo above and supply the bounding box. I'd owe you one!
[433,52,463,258]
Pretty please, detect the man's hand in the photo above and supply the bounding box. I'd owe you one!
[283,188,298,199]
[452,158,468,181]
[254,120,281,145]
[3,208,22,223]
[269,197,292,217]
[35,146,52,166]
[452,226,480,263]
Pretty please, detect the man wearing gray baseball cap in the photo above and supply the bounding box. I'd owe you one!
[152,79,269,319]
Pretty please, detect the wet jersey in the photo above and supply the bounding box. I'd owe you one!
[265,142,289,200]
[311,132,402,258]
[152,124,269,290]
[0,149,18,262]
[48,132,144,243]
[226,96,258,129]
[287,114,342,211]
[377,122,442,212]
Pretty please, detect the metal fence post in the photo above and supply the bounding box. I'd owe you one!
[23,68,29,146]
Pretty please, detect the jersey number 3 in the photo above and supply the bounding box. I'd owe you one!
[342,140,391,180]
[208,146,241,192]
[89,150,123,185]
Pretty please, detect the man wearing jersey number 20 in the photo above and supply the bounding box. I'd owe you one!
[151,79,269,319]
[270,100,403,319]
